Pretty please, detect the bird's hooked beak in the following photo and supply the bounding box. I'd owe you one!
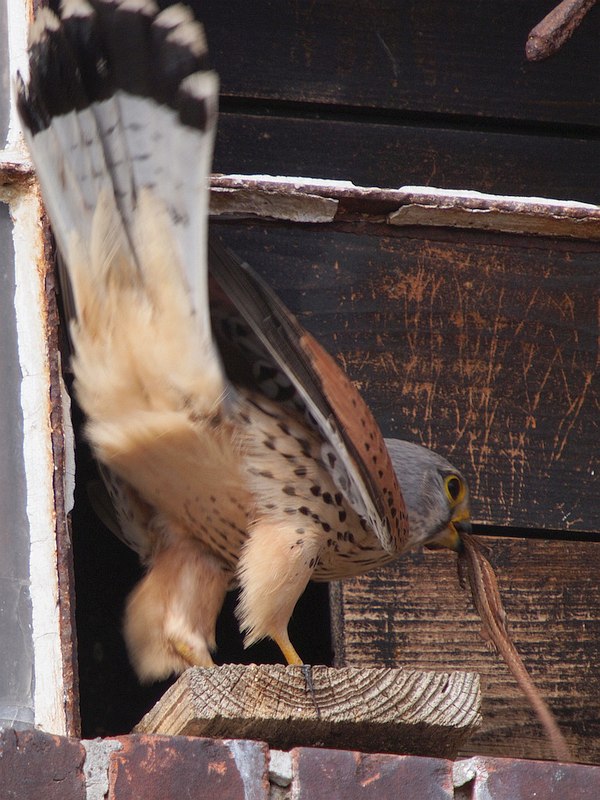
[426,509,471,552]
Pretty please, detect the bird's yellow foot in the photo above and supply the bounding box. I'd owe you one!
[274,632,303,666]
[170,638,214,668]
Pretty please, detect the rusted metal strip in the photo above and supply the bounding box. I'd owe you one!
[0,155,35,189]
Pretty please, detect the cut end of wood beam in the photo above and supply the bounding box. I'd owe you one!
[135,664,481,759]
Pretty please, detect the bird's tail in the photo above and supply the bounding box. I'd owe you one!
[18,0,218,320]
[17,0,227,457]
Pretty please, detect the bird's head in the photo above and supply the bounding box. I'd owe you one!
[384,438,470,552]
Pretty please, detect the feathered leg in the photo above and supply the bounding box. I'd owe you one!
[124,539,230,682]
[236,520,323,665]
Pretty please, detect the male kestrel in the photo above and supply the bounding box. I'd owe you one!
[18,0,471,681]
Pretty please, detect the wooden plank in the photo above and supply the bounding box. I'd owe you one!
[214,114,600,206]
[196,0,600,127]
[330,536,600,763]
[135,664,481,759]
[211,221,599,533]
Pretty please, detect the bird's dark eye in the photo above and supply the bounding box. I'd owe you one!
[444,475,463,504]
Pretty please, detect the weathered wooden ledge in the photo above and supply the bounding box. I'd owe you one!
[135,664,481,759]
[209,175,600,239]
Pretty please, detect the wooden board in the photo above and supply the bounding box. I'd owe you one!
[215,114,600,206]
[196,0,600,126]
[330,536,600,763]
[212,221,599,534]
[135,664,481,759]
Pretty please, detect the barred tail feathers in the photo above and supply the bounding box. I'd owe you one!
[17,0,219,334]
[17,0,226,488]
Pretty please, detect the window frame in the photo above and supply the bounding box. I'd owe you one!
[0,0,76,737]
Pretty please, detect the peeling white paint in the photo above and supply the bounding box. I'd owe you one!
[453,757,493,800]
[210,187,338,223]
[399,185,600,211]
[215,175,600,215]
[210,175,600,239]
[224,174,356,189]
[6,0,31,153]
[3,0,69,737]
[269,750,293,788]
[61,372,75,515]
[11,189,67,735]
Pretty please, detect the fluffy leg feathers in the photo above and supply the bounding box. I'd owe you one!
[124,539,230,682]
[236,520,323,664]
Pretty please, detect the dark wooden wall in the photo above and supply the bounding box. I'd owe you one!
[209,219,599,762]
[201,0,600,204]
[197,0,600,763]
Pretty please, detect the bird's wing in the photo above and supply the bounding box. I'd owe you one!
[209,239,409,555]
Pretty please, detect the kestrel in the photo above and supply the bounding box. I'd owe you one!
[18,0,471,681]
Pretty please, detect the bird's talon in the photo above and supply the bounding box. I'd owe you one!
[170,638,212,668]
[301,664,322,720]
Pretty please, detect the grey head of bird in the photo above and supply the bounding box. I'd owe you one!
[384,438,471,552]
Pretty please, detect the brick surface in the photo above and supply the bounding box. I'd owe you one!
[292,747,453,800]
[4,728,600,799]
[108,735,269,800]
[456,756,600,799]
[0,728,85,800]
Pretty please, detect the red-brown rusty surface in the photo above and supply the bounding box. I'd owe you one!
[210,176,600,239]
[43,217,81,738]
[293,748,454,800]
[455,756,600,799]
[0,159,34,188]
[108,735,270,800]
[2,731,600,798]
[0,728,85,800]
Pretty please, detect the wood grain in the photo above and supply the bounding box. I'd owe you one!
[197,0,600,126]
[212,222,599,533]
[214,114,600,207]
[331,536,600,763]
[135,664,481,758]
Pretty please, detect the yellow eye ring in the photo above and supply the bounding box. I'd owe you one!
[444,474,464,505]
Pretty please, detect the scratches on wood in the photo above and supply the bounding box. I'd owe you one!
[212,222,598,533]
